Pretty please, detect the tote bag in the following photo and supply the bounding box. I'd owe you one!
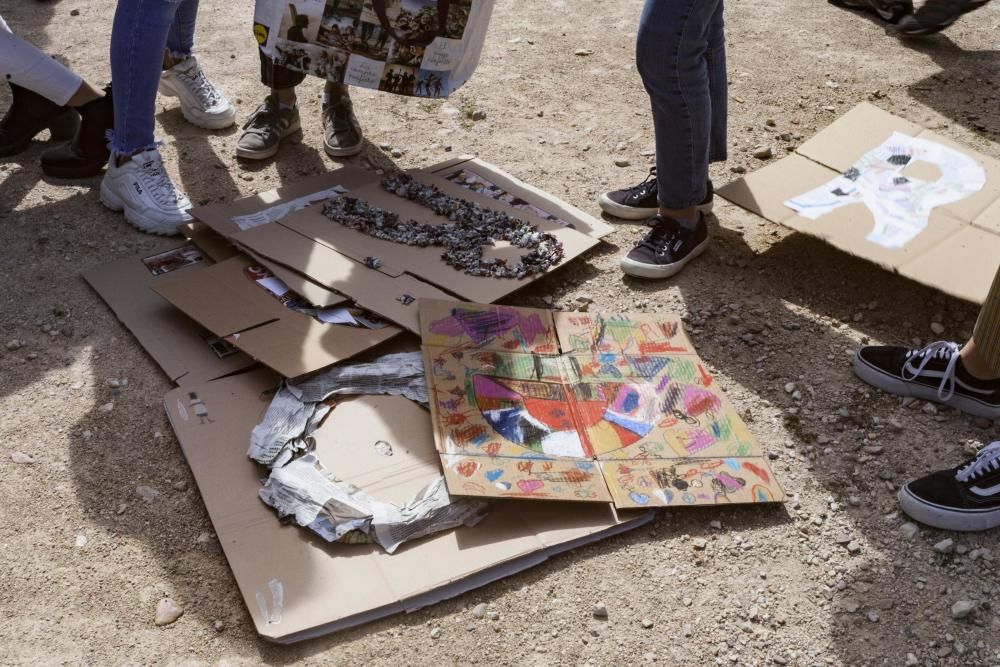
[253,0,495,98]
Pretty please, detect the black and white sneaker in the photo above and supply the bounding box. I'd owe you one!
[899,441,1000,531]
[895,0,991,35]
[620,214,709,279]
[854,341,1000,419]
[599,168,714,221]
[828,0,913,22]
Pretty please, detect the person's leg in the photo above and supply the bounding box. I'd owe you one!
[619,0,724,280]
[158,0,235,129]
[235,50,303,160]
[323,80,363,158]
[896,0,992,35]
[0,18,83,106]
[964,266,1000,380]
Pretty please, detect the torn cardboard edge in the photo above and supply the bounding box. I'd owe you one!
[165,367,653,643]
[153,254,403,380]
[83,243,257,386]
[718,103,1000,304]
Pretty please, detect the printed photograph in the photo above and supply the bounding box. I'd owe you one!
[279,1,324,44]
[387,41,425,67]
[360,0,401,25]
[274,39,328,74]
[379,64,418,95]
[310,48,350,82]
[444,169,571,226]
[142,245,203,276]
[323,0,364,22]
[205,336,239,359]
[352,21,393,60]
[316,15,360,49]
[394,0,441,42]
[444,0,473,40]
[414,68,448,97]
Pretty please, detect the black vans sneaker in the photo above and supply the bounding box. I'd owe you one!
[854,341,1000,419]
[895,0,991,35]
[900,442,1000,531]
[828,0,913,22]
[620,214,709,279]
[599,168,714,221]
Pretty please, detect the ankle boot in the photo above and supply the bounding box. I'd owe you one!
[0,83,81,157]
[41,85,115,179]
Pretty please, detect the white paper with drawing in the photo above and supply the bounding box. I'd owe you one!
[785,133,986,249]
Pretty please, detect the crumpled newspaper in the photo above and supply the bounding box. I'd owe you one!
[259,453,488,554]
[249,351,487,553]
[249,351,428,467]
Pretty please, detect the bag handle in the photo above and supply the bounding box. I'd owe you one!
[371,0,449,47]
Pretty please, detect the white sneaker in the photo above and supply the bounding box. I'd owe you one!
[158,56,236,130]
[100,149,193,236]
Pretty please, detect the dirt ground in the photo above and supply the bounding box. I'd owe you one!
[2,0,1000,664]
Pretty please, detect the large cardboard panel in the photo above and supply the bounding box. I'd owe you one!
[719,103,1000,304]
[420,300,785,510]
[190,168,378,239]
[422,157,616,239]
[83,245,256,386]
[153,256,401,378]
[180,222,239,263]
[898,226,1000,304]
[165,369,653,643]
[280,174,598,305]
[232,222,453,332]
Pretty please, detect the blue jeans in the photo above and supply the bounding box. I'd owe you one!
[637,0,727,209]
[109,0,199,155]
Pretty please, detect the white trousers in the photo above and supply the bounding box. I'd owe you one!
[0,13,82,106]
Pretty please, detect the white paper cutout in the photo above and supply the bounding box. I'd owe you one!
[785,132,986,249]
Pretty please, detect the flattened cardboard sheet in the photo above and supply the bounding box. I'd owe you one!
[180,222,239,263]
[718,103,1000,304]
[83,244,256,386]
[189,162,602,329]
[421,157,615,239]
[420,300,785,509]
[164,369,653,643]
[153,255,401,379]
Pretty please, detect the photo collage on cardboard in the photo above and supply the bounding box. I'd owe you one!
[272,0,472,96]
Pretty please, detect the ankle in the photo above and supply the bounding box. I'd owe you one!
[961,341,1000,381]
[273,88,297,109]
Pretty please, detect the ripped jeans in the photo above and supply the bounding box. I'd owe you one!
[109,0,198,155]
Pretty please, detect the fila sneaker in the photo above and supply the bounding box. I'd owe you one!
[899,442,1000,531]
[854,341,1000,419]
[99,148,192,235]
[159,56,236,130]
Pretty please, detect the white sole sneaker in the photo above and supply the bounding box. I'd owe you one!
[100,179,188,236]
[599,194,713,221]
[236,117,302,160]
[620,237,709,279]
[324,137,365,158]
[852,353,1000,420]
[898,484,1000,532]
[158,78,237,131]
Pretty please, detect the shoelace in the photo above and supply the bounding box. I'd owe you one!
[956,441,1000,483]
[637,219,679,256]
[138,156,185,207]
[242,100,282,136]
[901,340,961,401]
[177,62,220,108]
[625,167,657,200]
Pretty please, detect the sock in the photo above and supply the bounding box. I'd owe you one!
[672,211,702,231]
[278,100,296,111]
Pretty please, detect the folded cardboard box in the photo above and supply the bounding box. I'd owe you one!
[165,367,652,643]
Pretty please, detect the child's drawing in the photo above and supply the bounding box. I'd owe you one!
[420,301,785,509]
[785,132,986,249]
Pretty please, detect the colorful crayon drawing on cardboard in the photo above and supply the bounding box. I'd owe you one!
[420,300,785,509]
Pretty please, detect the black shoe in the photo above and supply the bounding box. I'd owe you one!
[599,168,714,221]
[899,442,1000,531]
[0,83,80,157]
[620,213,709,279]
[828,0,913,22]
[895,0,991,34]
[323,95,363,158]
[41,85,114,179]
[854,341,1000,419]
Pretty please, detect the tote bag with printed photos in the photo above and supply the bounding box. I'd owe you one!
[253,0,495,98]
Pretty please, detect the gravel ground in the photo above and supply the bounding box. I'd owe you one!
[2,0,1000,665]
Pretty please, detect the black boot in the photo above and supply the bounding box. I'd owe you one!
[41,85,114,179]
[0,83,80,157]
